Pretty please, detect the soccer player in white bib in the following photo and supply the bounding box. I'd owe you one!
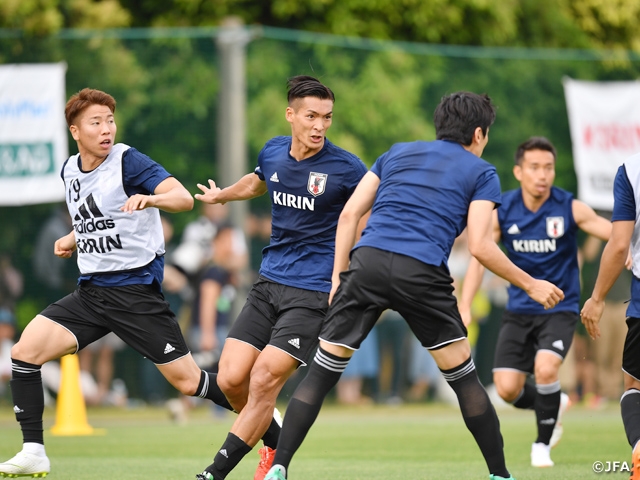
[193,76,367,480]
[0,89,236,478]
[460,136,611,468]
[581,150,640,480]
[265,92,565,480]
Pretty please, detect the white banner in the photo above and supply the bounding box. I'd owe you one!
[0,63,68,205]
[563,77,640,211]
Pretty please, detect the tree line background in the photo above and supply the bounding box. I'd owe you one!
[1,0,640,327]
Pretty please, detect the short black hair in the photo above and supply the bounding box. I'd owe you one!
[433,92,496,146]
[287,75,335,105]
[514,136,557,164]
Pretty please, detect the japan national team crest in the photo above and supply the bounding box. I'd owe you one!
[546,216,565,238]
[307,172,328,197]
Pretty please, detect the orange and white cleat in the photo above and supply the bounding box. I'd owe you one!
[630,443,640,480]
[254,446,276,480]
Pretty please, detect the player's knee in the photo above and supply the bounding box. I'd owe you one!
[217,369,244,398]
[534,364,558,384]
[494,381,519,402]
[10,341,35,365]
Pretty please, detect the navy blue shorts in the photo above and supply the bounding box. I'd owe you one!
[40,283,189,365]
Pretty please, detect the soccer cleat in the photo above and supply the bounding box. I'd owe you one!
[0,451,50,478]
[630,443,640,480]
[489,475,516,480]
[550,392,570,448]
[254,446,276,480]
[195,471,213,480]
[264,464,287,480]
[531,442,554,467]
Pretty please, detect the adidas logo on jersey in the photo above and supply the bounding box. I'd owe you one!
[288,338,301,349]
[270,172,280,182]
[507,224,521,234]
[73,193,116,234]
[552,339,564,351]
[164,343,176,354]
[13,405,24,414]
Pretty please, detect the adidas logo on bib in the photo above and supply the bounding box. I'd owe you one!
[164,343,176,354]
[288,338,300,349]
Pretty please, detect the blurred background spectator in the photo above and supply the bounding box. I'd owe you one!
[0,255,23,395]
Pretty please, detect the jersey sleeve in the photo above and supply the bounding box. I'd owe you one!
[471,168,502,207]
[345,156,368,195]
[122,148,172,196]
[254,144,268,181]
[370,151,388,179]
[612,164,636,221]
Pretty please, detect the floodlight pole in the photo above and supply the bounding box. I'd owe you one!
[216,18,252,317]
[216,17,250,219]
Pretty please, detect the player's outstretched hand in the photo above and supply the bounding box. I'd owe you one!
[526,279,564,310]
[195,179,225,204]
[580,297,604,340]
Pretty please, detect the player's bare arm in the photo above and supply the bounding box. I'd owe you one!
[330,171,379,303]
[467,199,564,310]
[581,219,634,340]
[459,209,502,326]
[121,176,194,214]
[572,199,611,241]
[195,172,268,205]
[53,230,77,258]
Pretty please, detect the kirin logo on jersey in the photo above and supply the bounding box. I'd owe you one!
[546,216,564,238]
[307,172,327,197]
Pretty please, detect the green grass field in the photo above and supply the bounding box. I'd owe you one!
[0,400,630,479]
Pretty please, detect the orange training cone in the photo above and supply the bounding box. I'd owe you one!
[50,354,102,436]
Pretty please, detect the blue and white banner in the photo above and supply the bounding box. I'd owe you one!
[563,77,640,211]
[0,63,67,205]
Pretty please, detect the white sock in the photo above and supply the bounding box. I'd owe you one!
[22,443,46,457]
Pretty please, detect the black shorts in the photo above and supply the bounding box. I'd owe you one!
[227,276,328,366]
[320,247,467,351]
[40,283,189,365]
[493,310,578,374]
[623,317,640,381]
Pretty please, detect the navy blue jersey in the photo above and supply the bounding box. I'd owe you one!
[355,140,501,268]
[255,136,367,293]
[66,147,171,288]
[499,186,579,314]
[612,161,640,317]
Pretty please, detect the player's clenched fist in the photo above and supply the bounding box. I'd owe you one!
[526,279,564,310]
